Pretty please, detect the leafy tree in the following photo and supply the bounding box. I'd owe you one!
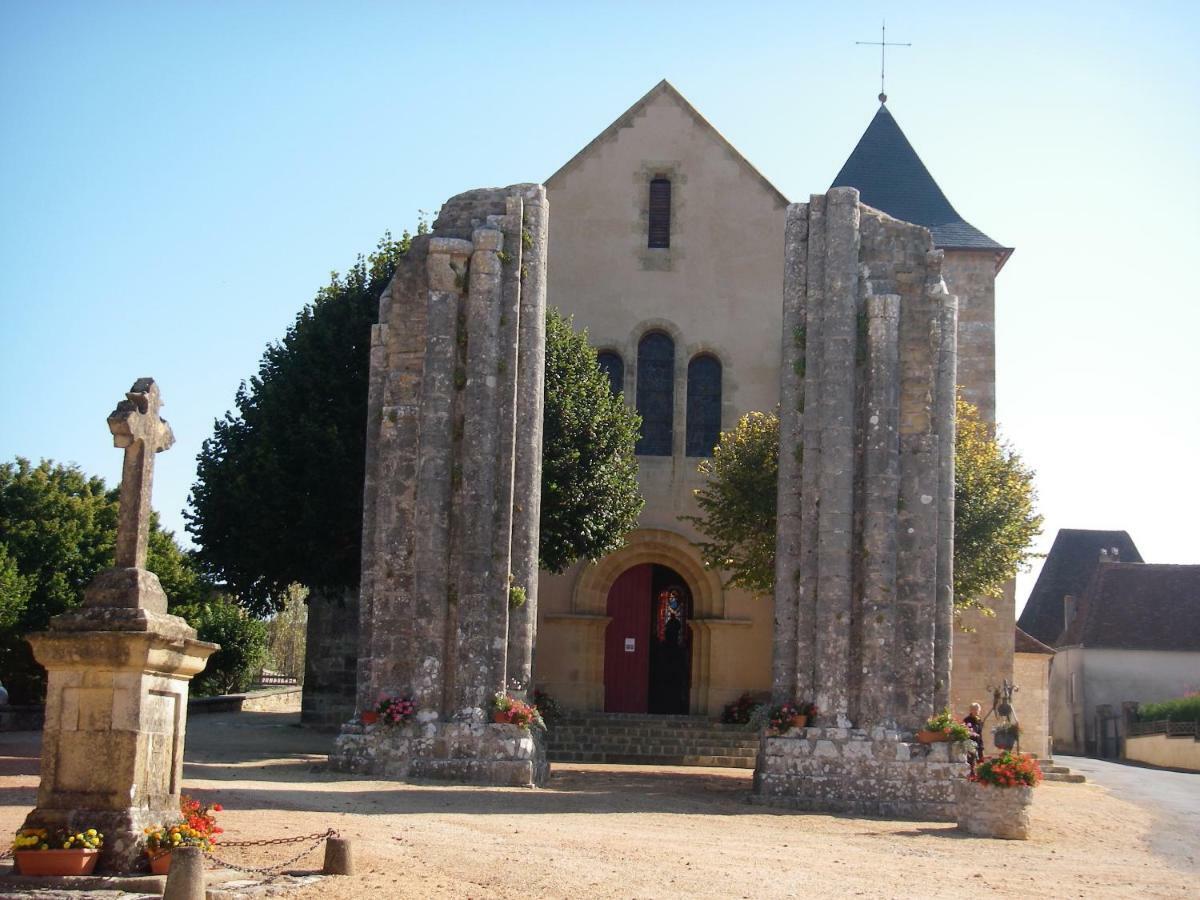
[0,457,213,701]
[265,585,308,680]
[186,235,644,608]
[180,596,269,696]
[687,399,1042,612]
[540,308,643,572]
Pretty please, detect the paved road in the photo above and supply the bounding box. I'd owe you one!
[1058,754,1199,870]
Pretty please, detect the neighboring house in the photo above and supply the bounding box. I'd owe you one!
[536,80,1016,721]
[1048,559,1200,756]
[1013,627,1055,759]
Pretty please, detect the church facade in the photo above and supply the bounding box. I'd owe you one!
[535,81,1016,741]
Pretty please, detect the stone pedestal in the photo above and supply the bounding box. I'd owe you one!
[753,727,970,821]
[954,779,1033,839]
[331,721,548,787]
[22,593,216,873]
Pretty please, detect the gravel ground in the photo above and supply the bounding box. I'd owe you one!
[0,712,1193,898]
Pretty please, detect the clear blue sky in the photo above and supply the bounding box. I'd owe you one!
[3,1,1197,613]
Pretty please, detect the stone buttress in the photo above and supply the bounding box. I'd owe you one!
[756,187,965,819]
[330,184,549,786]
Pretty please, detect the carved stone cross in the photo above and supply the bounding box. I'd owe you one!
[108,378,175,570]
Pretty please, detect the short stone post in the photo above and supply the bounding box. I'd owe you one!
[322,836,356,875]
[21,380,217,872]
[162,846,206,900]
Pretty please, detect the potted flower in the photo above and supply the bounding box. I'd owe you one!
[491,692,545,730]
[721,692,764,725]
[956,750,1043,840]
[917,708,973,744]
[12,826,103,875]
[993,720,1021,750]
[766,701,817,733]
[375,694,417,726]
[145,794,222,874]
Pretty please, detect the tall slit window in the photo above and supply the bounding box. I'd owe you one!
[636,332,674,456]
[686,354,722,457]
[648,178,671,248]
[597,351,624,397]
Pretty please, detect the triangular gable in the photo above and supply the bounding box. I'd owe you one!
[547,80,789,208]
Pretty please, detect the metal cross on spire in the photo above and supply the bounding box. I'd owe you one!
[856,21,911,104]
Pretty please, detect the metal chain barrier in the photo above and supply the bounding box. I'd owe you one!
[202,828,337,878]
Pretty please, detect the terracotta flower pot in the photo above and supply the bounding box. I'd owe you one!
[789,715,808,730]
[917,729,950,744]
[492,711,509,724]
[361,711,379,725]
[15,849,100,876]
[148,851,172,875]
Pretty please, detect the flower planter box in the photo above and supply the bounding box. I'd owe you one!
[788,715,808,730]
[955,779,1034,840]
[916,729,949,744]
[148,851,173,875]
[14,849,100,876]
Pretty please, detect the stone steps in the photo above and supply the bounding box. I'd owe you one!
[1032,757,1086,783]
[546,713,760,769]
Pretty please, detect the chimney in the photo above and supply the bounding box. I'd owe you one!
[1099,548,1109,562]
[1110,547,1120,562]
[1064,594,1078,635]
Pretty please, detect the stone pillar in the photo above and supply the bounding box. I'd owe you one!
[22,380,216,872]
[757,189,964,820]
[333,185,549,786]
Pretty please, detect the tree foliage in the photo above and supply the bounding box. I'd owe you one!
[186,235,645,606]
[0,458,212,701]
[687,399,1042,613]
[540,308,643,572]
[179,596,269,696]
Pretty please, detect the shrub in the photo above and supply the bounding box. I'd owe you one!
[1137,693,1200,723]
[721,692,763,725]
[178,597,268,696]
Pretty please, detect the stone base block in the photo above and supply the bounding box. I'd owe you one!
[329,720,549,787]
[751,727,970,821]
[954,779,1033,839]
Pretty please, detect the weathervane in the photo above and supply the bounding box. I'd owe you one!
[856,21,911,104]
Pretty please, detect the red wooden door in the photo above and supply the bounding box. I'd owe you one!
[604,564,652,713]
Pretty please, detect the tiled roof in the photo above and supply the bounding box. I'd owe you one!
[1058,563,1200,652]
[1014,627,1055,655]
[1017,529,1144,645]
[831,105,1010,255]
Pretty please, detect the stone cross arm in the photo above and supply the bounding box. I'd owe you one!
[108,378,174,570]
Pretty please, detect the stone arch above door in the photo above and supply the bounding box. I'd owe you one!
[572,528,724,619]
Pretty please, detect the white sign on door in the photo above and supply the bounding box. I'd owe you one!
[624,637,636,653]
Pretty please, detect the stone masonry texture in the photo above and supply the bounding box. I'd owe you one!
[761,188,961,817]
[330,185,549,786]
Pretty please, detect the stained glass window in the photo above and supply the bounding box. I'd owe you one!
[648,178,671,248]
[636,332,674,456]
[686,354,722,457]
[597,351,624,397]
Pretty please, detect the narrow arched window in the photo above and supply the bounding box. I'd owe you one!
[597,351,624,397]
[686,354,722,457]
[648,178,671,248]
[636,332,674,456]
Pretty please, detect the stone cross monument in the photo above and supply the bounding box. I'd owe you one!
[22,378,216,872]
[330,184,549,786]
[754,188,967,820]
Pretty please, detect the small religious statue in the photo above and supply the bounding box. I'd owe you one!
[655,587,687,646]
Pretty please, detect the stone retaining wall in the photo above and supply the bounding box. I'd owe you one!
[1125,732,1200,772]
[955,779,1033,839]
[753,727,969,821]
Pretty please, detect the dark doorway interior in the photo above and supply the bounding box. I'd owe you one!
[647,565,692,714]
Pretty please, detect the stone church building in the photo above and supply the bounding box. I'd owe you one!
[534,81,1015,733]
[305,80,1021,745]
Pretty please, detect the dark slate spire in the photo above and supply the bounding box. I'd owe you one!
[832,105,1010,256]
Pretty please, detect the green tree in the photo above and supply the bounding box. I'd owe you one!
[186,236,644,608]
[540,308,643,572]
[0,458,214,701]
[687,399,1042,612]
[180,596,269,696]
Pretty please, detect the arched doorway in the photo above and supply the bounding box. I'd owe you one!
[603,564,693,714]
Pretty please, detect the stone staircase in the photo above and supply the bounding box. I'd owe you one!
[1035,758,1086,783]
[546,712,760,768]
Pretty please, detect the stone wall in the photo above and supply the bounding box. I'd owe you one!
[301,587,358,729]
[331,184,549,786]
[1013,649,1052,758]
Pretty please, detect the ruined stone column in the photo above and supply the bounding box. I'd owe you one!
[334,184,549,787]
[507,185,548,696]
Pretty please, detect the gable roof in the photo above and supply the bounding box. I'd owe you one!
[831,104,1012,266]
[1017,529,1144,645]
[1058,563,1200,651]
[546,80,789,208]
[1015,626,1056,655]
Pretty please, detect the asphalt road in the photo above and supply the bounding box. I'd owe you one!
[1058,754,1199,871]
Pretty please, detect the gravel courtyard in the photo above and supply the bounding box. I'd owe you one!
[0,711,1193,899]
